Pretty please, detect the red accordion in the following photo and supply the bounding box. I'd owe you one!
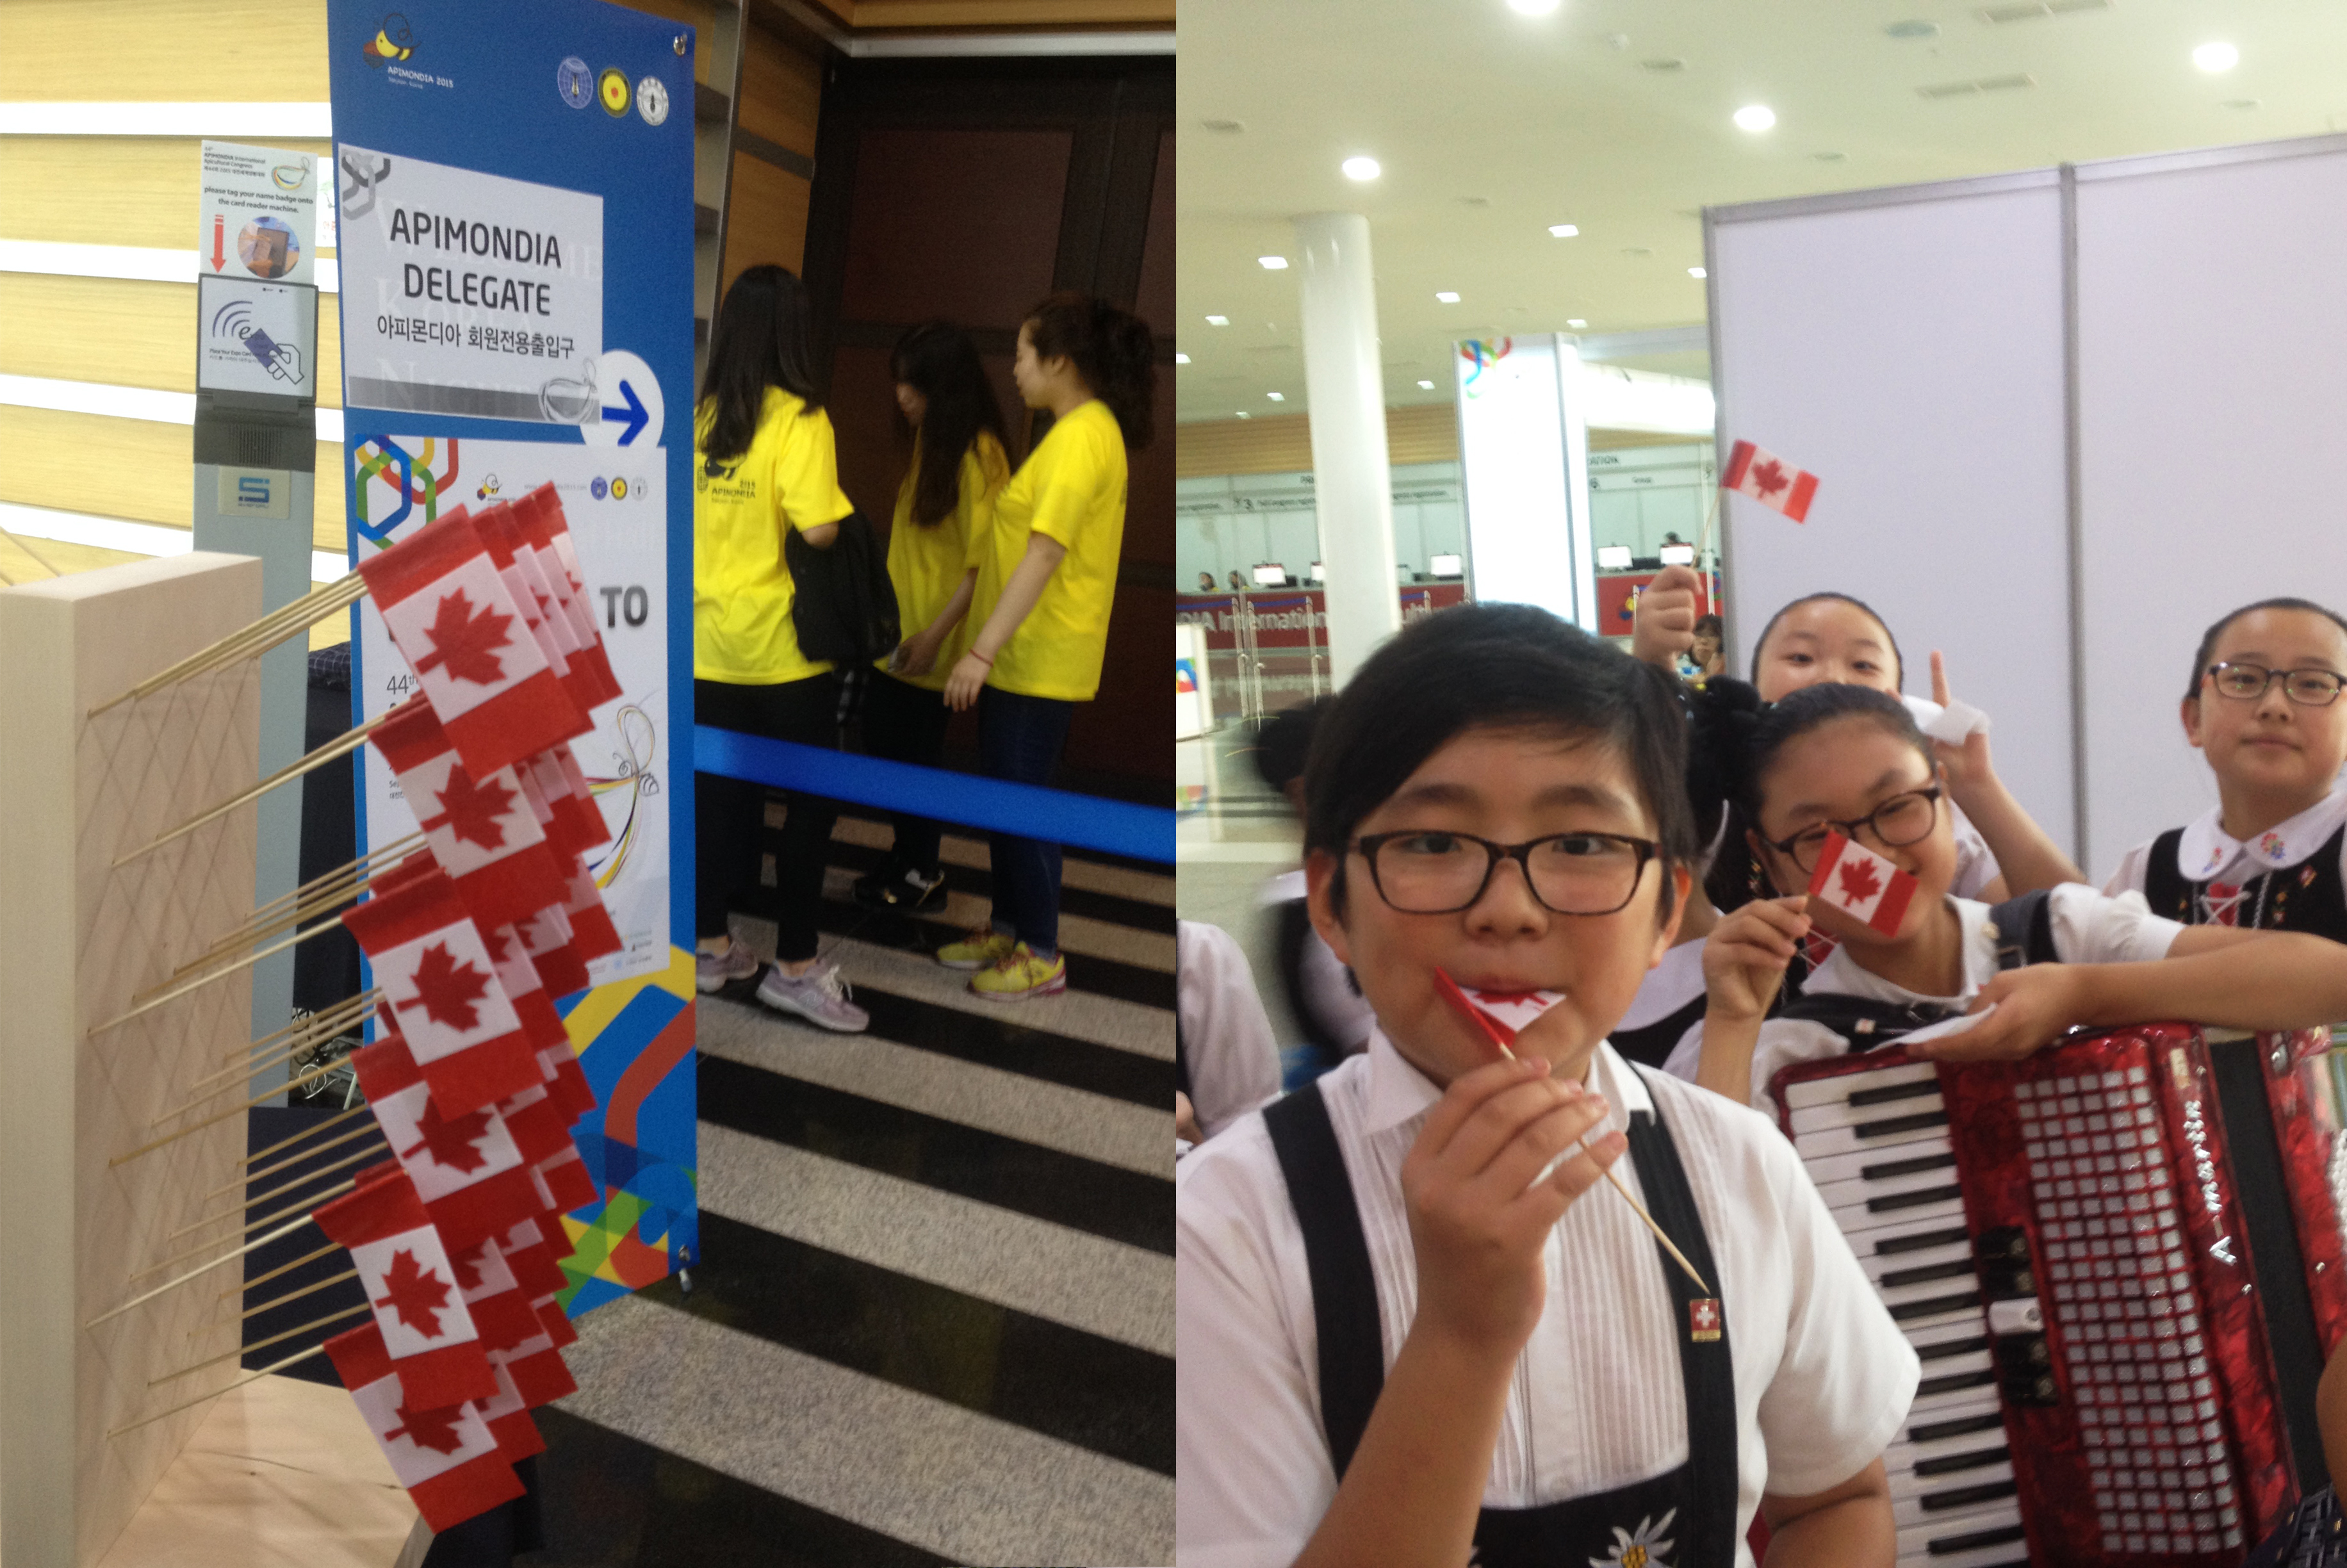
[1770,1024,2347,1566]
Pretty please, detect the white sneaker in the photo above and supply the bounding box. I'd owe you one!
[696,941,760,993]
[755,961,870,1033]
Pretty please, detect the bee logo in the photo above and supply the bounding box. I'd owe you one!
[363,13,414,67]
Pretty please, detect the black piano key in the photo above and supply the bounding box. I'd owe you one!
[1928,1522,2028,1555]
[1875,1225,1972,1256]
[1914,1444,2011,1479]
[1849,1078,1942,1108]
[1916,1368,1998,1398]
[1881,1258,1980,1290]
[1917,1334,1989,1362]
[1856,1109,1951,1139]
[1863,1150,1959,1180]
[1891,1290,1983,1323]
[1910,1410,2004,1444]
[1869,1183,1965,1214]
[1920,1479,2020,1513]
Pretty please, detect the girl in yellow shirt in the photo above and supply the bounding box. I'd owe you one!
[691,263,867,1033]
[855,322,1010,915]
[938,292,1155,999]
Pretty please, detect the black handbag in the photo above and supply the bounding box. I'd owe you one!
[783,508,900,666]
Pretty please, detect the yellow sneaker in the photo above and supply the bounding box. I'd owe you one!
[936,926,1015,970]
[970,943,1067,1000]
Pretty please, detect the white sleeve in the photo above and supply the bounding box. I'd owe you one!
[1178,922,1284,1139]
[2046,883,2185,965]
[2102,841,2152,898]
[1298,926,1379,1054]
[1176,1141,1339,1568]
[1749,1020,1856,1113]
[1751,1128,1922,1496]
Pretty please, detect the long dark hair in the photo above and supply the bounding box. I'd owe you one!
[892,322,1008,528]
[699,265,821,466]
[1025,292,1156,449]
[2184,596,2347,701]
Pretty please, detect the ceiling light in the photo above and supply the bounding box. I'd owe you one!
[1435,291,1460,303]
[1640,58,1685,72]
[1266,391,1284,401]
[1418,379,1436,389]
[1206,314,1229,326]
[1236,411,1250,420]
[1689,266,1707,279]
[1734,104,1776,133]
[1342,155,1381,181]
[1567,318,1588,329]
[1883,19,1939,39]
[1258,256,1288,270]
[2193,41,2238,72]
[1812,151,1847,162]
[1507,0,1560,13]
[1174,353,1190,364]
[1549,224,1580,238]
[2224,97,2261,110]
[1202,118,1244,133]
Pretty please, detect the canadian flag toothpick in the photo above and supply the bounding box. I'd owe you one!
[1432,970,1569,1060]
[1805,830,1920,938]
[323,1321,524,1533]
[1721,439,1820,523]
[313,1168,498,1411]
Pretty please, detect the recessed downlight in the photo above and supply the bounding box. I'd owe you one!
[2193,40,2239,72]
[1689,266,1707,279]
[1235,411,1251,420]
[1206,315,1230,326]
[1342,155,1382,181]
[1567,318,1588,329]
[1734,103,1776,132]
[1259,256,1289,270]
[1266,391,1284,402]
[1174,353,1190,364]
[1550,224,1580,238]
[1435,291,1460,303]
[1418,379,1436,389]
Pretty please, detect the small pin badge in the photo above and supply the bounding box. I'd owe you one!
[1689,1298,1722,1342]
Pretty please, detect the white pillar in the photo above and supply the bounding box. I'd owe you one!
[1293,212,1400,687]
[1454,334,1597,630]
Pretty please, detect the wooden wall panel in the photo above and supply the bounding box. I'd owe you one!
[0,139,334,250]
[0,0,328,102]
[721,152,813,297]
[851,0,1172,24]
[0,275,342,405]
[840,128,1071,329]
[1133,128,1173,339]
[0,406,338,538]
[738,22,823,156]
[1174,405,1705,477]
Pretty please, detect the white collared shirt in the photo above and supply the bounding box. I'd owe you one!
[1175,1034,1920,1568]
[2104,788,2347,919]
[1177,920,1284,1141]
[1664,888,2184,1104]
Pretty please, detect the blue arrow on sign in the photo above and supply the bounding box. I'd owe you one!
[601,379,649,445]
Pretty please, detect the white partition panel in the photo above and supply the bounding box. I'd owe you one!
[2073,137,2347,878]
[1709,174,2078,857]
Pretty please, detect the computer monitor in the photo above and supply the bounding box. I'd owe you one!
[1595,544,1634,570]
[1252,564,1287,586]
[1310,562,1327,582]
[1429,553,1463,578]
[1658,544,1696,566]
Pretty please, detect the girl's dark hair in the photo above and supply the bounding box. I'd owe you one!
[2184,597,2347,701]
[1025,292,1156,448]
[1692,613,1724,641]
[699,265,821,466]
[1254,698,1330,799]
[1697,683,1934,909]
[1751,592,1904,689]
[891,321,1008,528]
[1303,604,1697,925]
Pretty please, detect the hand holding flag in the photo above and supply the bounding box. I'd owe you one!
[1805,830,1920,937]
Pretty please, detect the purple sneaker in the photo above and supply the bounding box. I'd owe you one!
[696,942,760,993]
[755,961,870,1033]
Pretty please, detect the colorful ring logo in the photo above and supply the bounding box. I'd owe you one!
[1458,338,1513,398]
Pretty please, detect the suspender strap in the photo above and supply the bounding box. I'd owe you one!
[1623,1081,1739,1568]
[2143,828,2193,922]
[1262,1084,1386,1481]
[1986,888,2058,970]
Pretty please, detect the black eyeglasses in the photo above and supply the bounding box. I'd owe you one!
[1350,830,1660,916]
[1760,785,1942,876]
[2205,662,2347,707]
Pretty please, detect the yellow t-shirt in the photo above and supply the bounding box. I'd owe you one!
[693,387,856,684]
[879,430,1009,692]
[972,399,1126,702]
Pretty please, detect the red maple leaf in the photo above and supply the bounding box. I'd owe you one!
[402,942,491,1032]
[372,1248,454,1339]
[412,588,512,686]
[385,1399,470,1455]
[405,1097,496,1175]
[448,1240,490,1295]
[1748,459,1790,498]
[482,924,515,967]
[1836,855,1884,906]
[432,768,516,853]
[1469,989,1545,1008]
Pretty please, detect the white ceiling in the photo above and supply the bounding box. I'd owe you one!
[1175,0,2347,422]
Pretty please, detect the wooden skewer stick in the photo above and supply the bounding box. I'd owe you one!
[183,993,378,1102]
[89,572,367,717]
[102,914,340,1036]
[87,1213,319,1328]
[111,1054,350,1166]
[151,1302,370,1386]
[196,1266,361,1334]
[203,1122,384,1202]
[166,1147,381,1243]
[1692,484,1722,619]
[228,1106,370,1167]
[133,1175,352,1278]
[222,830,423,942]
[107,1341,332,1439]
[113,709,391,869]
[181,835,422,977]
[218,1240,341,1302]
[222,992,380,1069]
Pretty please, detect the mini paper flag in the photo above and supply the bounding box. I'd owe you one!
[354,504,587,776]
[539,1041,596,1123]
[324,1321,523,1533]
[535,1294,581,1350]
[480,922,572,1054]
[1805,830,1919,938]
[499,1217,572,1301]
[372,698,571,931]
[313,1170,497,1410]
[529,746,612,858]
[472,503,580,691]
[471,1355,546,1467]
[350,1035,546,1252]
[452,1235,577,1410]
[559,854,624,963]
[1721,439,1820,523]
[518,904,592,999]
[516,484,623,707]
[534,1141,600,1215]
[1432,968,1567,1059]
[342,869,544,1116]
[494,1082,577,1166]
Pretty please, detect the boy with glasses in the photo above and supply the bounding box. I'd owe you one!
[1177,605,1921,1567]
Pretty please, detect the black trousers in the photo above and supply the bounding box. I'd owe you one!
[694,673,841,963]
[860,669,954,876]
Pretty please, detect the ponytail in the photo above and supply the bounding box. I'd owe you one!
[1024,292,1156,448]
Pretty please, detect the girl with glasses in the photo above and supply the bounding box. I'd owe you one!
[1669,683,2347,1107]
[1179,605,1923,1568]
[2104,598,2347,938]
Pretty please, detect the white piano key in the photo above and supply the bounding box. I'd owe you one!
[1781,1058,1940,1110]
[1879,1273,1985,1318]
[1888,1460,2016,1505]
[1820,1162,1967,1213]
[1896,1501,2025,1560]
[1790,1086,1947,1134]
[1906,1309,1991,1352]
[1794,1116,1951,1161]
[1904,1534,2033,1568]
[1856,1236,1974,1286]
[1837,1209,1977,1257]
[1899,1397,2004,1447]
[1888,1421,2015,1472]
[1805,1132,1955,1187]
[1892,1478,2020,1530]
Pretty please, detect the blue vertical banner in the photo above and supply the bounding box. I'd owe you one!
[327,0,698,1314]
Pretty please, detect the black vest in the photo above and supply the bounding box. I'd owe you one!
[2141,822,2347,940]
[1263,1072,1738,1567]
